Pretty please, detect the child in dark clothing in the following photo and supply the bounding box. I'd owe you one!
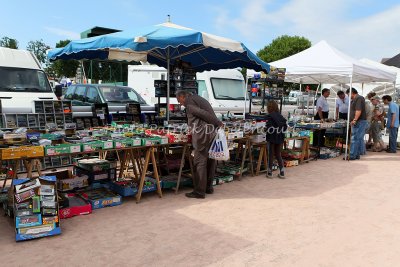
[265,101,287,178]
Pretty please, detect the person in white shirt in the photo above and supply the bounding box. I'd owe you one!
[335,91,349,120]
[314,88,330,122]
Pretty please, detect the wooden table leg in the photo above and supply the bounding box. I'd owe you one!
[150,147,163,198]
[136,148,152,203]
[23,159,34,179]
[238,140,248,180]
[118,150,129,179]
[12,160,20,179]
[130,149,139,181]
[174,144,188,194]
[135,149,143,174]
[263,145,268,170]
[248,142,255,176]
[256,145,264,176]
[33,159,42,177]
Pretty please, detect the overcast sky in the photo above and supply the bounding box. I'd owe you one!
[1,0,399,62]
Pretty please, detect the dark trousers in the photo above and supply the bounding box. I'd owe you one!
[314,111,329,121]
[193,149,216,196]
[268,143,284,170]
[388,127,398,153]
[339,112,348,120]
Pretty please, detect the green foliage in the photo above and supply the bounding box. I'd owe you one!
[51,40,79,78]
[26,39,50,65]
[257,35,311,63]
[0,36,19,49]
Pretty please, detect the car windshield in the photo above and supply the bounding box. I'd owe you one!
[99,86,146,104]
[211,78,245,100]
[0,67,52,92]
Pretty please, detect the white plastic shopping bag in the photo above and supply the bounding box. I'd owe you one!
[208,128,230,161]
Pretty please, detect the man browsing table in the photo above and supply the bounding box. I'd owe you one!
[347,88,368,160]
[176,90,223,199]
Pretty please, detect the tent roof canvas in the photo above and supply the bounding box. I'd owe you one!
[269,40,397,84]
[381,52,400,68]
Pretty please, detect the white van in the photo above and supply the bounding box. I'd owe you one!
[128,65,250,115]
[0,47,57,113]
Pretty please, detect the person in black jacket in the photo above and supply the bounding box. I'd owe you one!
[265,100,287,178]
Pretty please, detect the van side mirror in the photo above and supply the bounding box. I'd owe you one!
[201,90,209,101]
[54,85,63,98]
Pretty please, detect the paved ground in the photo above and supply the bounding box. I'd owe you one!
[1,151,400,267]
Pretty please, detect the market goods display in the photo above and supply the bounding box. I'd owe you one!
[12,176,61,241]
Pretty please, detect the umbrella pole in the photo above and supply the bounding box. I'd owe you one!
[167,48,170,122]
[244,73,248,118]
[344,76,353,160]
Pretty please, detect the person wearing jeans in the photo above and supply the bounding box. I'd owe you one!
[347,88,367,160]
[382,95,399,153]
[350,120,368,159]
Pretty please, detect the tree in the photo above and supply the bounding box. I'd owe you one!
[50,39,79,78]
[0,36,19,49]
[257,35,311,63]
[26,39,50,65]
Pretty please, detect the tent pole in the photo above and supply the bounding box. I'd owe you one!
[344,76,353,160]
[312,84,320,116]
[244,73,248,118]
[384,84,386,95]
[362,83,364,96]
[166,48,170,122]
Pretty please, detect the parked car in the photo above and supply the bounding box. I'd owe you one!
[287,91,301,105]
[63,84,154,117]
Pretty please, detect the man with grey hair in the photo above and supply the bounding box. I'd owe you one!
[176,90,223,199]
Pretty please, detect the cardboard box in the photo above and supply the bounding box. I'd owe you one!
[132,138,142,146]
[217,164,247,175]
[81,140,114,152]
[74,166,116,182]
[76,158,117,172]
[113,139,132,148]
[15,214,42,228]
[2,133,27,140]
[59,193,92,219]
[0,146,44,160]
[45,143,81,156]
[79,187,122,209]
[43,169,88,192]
[108,181,138,197]
[215,174,234,183]
[251,134,266,143]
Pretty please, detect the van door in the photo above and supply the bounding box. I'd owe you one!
[69,85,91,117]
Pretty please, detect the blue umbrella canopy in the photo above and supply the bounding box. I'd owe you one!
[48,22,270,73]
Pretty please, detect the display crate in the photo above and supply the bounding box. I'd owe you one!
[161,175,192,189]
[12,176,61,242]
[108,181,138,197]
[79,187,122,210]
[59,193,92,219]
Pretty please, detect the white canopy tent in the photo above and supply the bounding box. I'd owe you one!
[270,40,397,84]
[269,40,397,160]
[328,59,400,97]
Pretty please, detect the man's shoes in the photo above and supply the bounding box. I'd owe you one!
[266,170,273,178]
[343,156,360,160]
[278,169,285,179]
[185,192,205,199]
[386,150,396,153]
[206,187,214,194]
